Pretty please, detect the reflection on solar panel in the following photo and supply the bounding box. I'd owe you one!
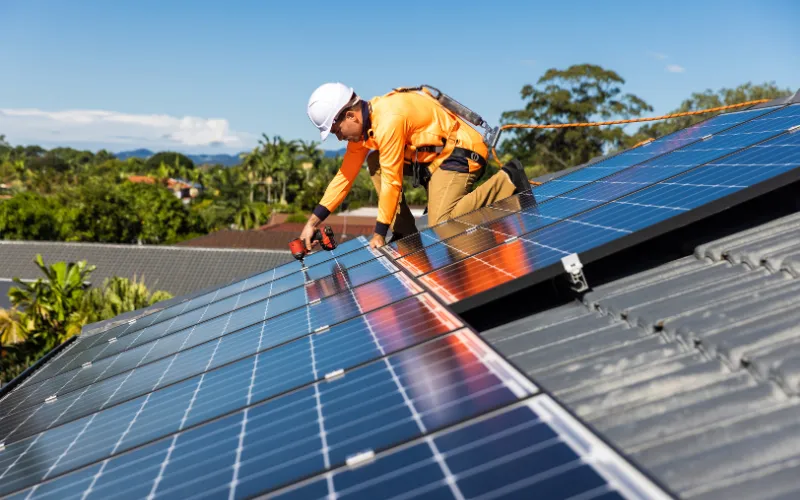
[389,104,800,309]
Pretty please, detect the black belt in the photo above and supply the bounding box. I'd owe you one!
[415,145,487,169]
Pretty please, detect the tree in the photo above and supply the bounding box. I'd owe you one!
[0,192,61,240]
[8,255,96,345]
[82,275,172,324]
[146,151,195,173]
[629,82,794,144]
[57,181,142,243]
[117,181,206,244]
[499,64,653,172]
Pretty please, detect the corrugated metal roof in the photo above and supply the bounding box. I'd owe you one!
[483,210,800,499]
[0,240,294,299]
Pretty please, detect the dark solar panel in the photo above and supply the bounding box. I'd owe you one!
[417,119,800,308]
[531,105,776,201]
[269,395,669,500]
[0,330,535,498]
[390,104,796,268]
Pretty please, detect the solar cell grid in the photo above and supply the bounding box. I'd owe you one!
[419,125,800,306]
[4,253,392,399]
[0,329,534,499]
[270,395,669,500]
[532,105,778,201]
[0,270,428,445]
[57,241,377,360]
[394,104,800,279]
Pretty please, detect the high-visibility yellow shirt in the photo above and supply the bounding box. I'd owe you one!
[313,89,487,235]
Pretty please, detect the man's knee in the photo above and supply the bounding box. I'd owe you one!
[366,150,380,176]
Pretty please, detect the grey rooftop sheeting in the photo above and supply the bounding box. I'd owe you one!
[483,210,800,499]
[0,240,294,311]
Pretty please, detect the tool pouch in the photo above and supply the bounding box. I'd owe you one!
[412,160,431,189]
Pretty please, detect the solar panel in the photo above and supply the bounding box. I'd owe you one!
[0,329,536,498]
[0,270,425,445]
[388,103,796,266]
[532,105,776,201]
[384,105,777,261]
[269,394,670,500]
[13,249,387,390]
[416,116,800,308]
[39,239,375,363]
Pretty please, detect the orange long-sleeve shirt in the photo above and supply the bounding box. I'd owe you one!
[313,88,487,236]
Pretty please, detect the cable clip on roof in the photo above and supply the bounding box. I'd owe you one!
[561,253,588,293]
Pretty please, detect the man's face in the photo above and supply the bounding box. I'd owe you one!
[331,110,362,142]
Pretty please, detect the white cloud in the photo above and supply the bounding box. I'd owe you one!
[665,64,686,73]
[0,108,252,150]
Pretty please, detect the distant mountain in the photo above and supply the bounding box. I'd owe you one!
[115,149,243,167]
[115,149,154,161]
[323,148,347,158]
[114,147,347,166]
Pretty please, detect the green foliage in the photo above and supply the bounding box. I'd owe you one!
[0,192,61,240]
[82,275,173,325]
[0,255,172,383]
[500,64,653,172]
[57,181,143,243]
[117,181,206,243]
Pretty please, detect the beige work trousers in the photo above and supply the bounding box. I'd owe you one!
[367,151,517,235]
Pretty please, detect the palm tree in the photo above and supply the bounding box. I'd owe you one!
[8,255,95,344]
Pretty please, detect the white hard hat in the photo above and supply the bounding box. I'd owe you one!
[307,82,354,141]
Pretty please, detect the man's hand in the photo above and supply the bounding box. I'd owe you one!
[300,215,322,251]
[369,233,385,249]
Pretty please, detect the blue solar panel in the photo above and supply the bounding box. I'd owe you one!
[396,104,800,276]
[0,330,536,498]
[15,252,390,390]
[268,394,668,500]
[0,270,430,445]
[532,105,777,201]
[419,125,800,304]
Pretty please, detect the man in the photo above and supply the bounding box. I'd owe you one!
[300,82,530,250]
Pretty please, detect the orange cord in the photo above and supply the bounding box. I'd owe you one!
[493,98,772,185]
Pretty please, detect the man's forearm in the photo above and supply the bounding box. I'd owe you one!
[306,213,323,229]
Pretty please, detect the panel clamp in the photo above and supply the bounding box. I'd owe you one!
[346,450,375,468]
[561,253,588,293]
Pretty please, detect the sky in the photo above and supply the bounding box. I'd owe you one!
[0,0,798,154]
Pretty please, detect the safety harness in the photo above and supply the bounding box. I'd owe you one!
[392,86,489,188]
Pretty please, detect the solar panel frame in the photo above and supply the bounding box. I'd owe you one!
[414,122,800,312]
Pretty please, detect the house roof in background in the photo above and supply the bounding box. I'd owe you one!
[174,229,365,250]
[483,210,800,499]
[0,240,294,301]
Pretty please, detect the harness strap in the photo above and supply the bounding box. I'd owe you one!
[416,145,487,169]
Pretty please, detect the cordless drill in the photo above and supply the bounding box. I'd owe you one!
[289,226,337,262]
